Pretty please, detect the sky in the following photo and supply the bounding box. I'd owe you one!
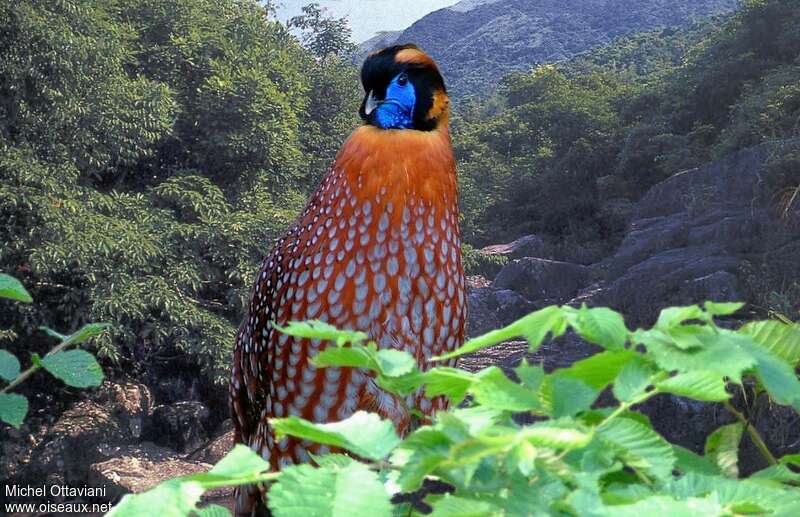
[272,1,460,43]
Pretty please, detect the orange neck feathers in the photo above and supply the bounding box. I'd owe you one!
[332,122,457,220]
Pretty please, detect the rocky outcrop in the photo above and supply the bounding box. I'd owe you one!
[595,144,794,325]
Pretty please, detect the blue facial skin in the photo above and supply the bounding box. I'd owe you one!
[372,73,416,129]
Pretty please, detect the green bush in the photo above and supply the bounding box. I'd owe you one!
[109,302,800,516]
[461,244,509,278]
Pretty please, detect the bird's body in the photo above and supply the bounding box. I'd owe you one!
[230,46,464,515]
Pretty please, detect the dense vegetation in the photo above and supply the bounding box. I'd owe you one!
[455,0,800,266]
[0,0,360,390]
[110,304,800,516]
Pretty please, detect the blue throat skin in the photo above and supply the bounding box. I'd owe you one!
[372,73,415,129]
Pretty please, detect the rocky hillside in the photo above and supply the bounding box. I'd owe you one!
[359,0,738,97]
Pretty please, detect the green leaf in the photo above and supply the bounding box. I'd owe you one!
[268,462,391,517]
[598,417,676,480]
[309,453,355,469]
[514,360,545,390]
[522,419,593,449]
[108,479,204,517]
[558,350,637,390]
[749,463,800,484]
[0,273,32,303]
[0,392,28,428]
[704,422,743,478]
[207,444,270,478]
[271,411,400,460]
[704,301,744,317]
[655,305,708,329]
[434,306,565,360]
[640,330,757,384]
[312,346,377,371]
[0,349,21,381]
[671,444,720,475]
[193,505,231,517]
[423,367,475,405]
[275,320,368,347]
[613,356,657,402]
[375,370,426,397]
[428,494,501,516]
[741,341,800,411]
[375,349,415,377]
[601,495,722,516]
[740,320,800,366]
[41,350,104,388]
[470,367,541,412]
[571,305,629,350]
[40,322,110,346]
[541,375,598,418]
[655,371,729,402]
[450,407,505,438]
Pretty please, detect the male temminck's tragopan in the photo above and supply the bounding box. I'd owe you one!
[229,45,465,516]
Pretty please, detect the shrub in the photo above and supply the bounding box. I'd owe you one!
[109,302,800,516]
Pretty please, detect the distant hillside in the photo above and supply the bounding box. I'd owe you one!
[359,0,738,97]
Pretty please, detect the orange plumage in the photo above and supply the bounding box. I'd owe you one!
[229,46,464,515]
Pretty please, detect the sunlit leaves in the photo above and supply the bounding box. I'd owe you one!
[106,301,800,516]
[268,462,391,517]
[271,412,400,461]
[109,480,204,517]
[741,320,800,366]
[655,371,729,402]
[704,423,743,478]
[597,418,676,480]
[435,305,566,360]
[569,305,629,350]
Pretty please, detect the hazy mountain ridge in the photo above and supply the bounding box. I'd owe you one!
[360,0,738,97]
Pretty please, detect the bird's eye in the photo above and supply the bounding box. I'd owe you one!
[397,73,409,86]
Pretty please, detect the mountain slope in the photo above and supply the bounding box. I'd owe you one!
[361,0,738,97]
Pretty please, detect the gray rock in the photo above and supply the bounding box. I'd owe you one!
[601,246,740,325]
[493,257,589,303]
[480,234,547,260]
[682,270,741,304]
[145,401,211,453]
[467,286,537,337]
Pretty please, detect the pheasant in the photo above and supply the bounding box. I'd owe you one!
[229,45,465,515]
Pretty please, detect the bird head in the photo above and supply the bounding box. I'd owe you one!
[359,45,449,131]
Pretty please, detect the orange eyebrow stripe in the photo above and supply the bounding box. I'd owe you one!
[395,48,439,70]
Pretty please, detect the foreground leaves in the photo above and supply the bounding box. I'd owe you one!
[107,303,800,516]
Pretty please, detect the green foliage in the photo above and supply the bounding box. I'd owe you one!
[456,0,800,262]
[110,302,800,516]
[0,274,108,428]
[461,244,508,278]
[0,0,360,385]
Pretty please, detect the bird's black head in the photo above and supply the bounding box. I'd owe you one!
[359,44,449,131]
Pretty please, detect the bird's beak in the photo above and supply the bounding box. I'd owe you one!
[364,90,378,116]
